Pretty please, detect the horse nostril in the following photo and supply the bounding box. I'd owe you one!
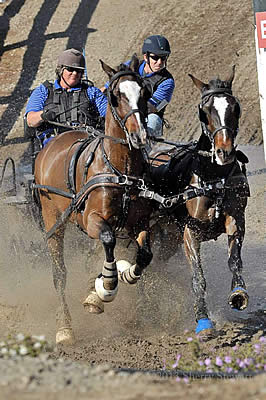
[216,148,233,161]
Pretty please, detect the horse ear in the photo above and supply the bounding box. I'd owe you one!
[129,53,140,72]
[100,59,116,78]
[188,74,208,92]
[225,65,235,88]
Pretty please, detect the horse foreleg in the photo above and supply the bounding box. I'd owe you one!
[47,226,74,345]
[183,226,214,335]
[95,223,118,295]
[225,215,249,310]
[83,217,118,313]
[117,230,153,284]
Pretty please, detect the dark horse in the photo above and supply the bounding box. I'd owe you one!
[149,66,250,337]
[33,55,153,345]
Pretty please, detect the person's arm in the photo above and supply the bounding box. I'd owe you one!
[88,86,108,117]
[27,110,44,128]
[148,78,175,109]
[25,84,49,127]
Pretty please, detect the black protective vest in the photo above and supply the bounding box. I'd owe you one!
[143,68,174,118]
[39,80,102,133]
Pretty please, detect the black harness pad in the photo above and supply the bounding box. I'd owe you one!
[150,149,194,195]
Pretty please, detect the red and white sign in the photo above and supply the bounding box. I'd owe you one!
[256,11,266,48]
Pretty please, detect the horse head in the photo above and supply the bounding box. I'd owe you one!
[189,66,242,165]
[100,54,151,149]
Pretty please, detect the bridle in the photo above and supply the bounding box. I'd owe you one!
[198,88,241,162]
[106,70,147,148]
[199,88,241,139]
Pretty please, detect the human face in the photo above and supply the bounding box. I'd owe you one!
[60,66,83,88]
[144,53,167,73]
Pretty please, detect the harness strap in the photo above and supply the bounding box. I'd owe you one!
[201,88,232,99]
[73,174,124,210]
[121,109,144,126]
[67,137,100,193]
[139,172,250,209]
[59,91,67,123]
[34,173,141,239]
[53,90,61,104]
[31,183,75,199]
[71,90,80,121]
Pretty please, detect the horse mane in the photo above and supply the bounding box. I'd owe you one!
[117,63,130,71]
[208,77,232,90]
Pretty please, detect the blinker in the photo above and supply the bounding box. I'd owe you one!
[198,105,208,125]
[110,90,118,107]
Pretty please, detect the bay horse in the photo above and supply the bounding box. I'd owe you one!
[33,55,153,345]
[148,66,250,337]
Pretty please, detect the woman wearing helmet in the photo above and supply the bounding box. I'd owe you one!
[25,48,107,146]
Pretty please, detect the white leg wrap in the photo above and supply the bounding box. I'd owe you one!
[102,260,118,282]
[95,275,118,302]
[117,260,141,284]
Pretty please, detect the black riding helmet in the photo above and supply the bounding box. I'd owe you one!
[142,35,171,56]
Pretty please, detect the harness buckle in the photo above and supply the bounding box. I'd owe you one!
[140,189,155,199]
[215,179,225,190]
[162,198,174,208]
[137,179,147,191]
[118,175,133,186]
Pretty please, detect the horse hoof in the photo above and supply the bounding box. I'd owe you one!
[228,287,249,310]
[56,328,75,346]
[195,318,215,339]
[83,291,104,314]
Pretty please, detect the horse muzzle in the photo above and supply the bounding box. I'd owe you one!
[129,129,147,149]
[215,147,236,165]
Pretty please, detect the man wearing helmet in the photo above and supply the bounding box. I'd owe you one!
[101,35,175,146]
[25,48,107,146]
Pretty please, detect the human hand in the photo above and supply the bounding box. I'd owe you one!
[41,109,57,122]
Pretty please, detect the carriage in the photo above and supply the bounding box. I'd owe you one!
[0,58,250,343]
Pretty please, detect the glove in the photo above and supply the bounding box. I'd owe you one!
[41,109,57,122]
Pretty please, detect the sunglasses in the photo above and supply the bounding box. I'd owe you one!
[64,66,83,73]
[149,54,167,62]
